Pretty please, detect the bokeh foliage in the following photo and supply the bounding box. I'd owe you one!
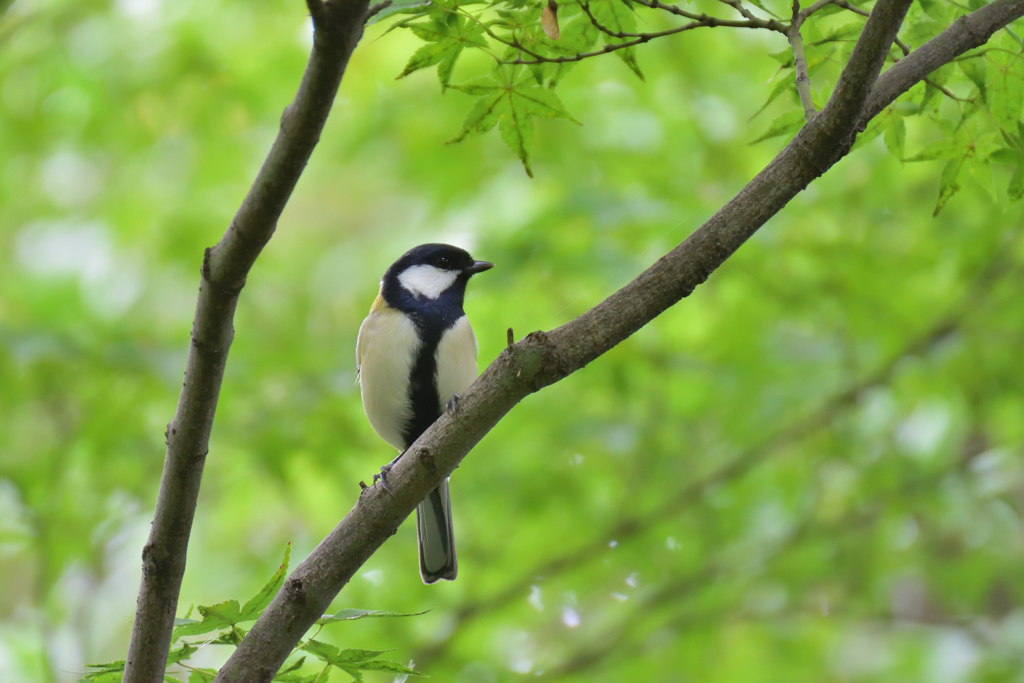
[2,0,1024,681]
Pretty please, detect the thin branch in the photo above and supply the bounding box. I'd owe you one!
[504,0,786,66]
[802,0,870,20]
[216,0,1024,680]
[509,21,711,65]
[364,0,393,22]
[790,0,817,122]
[635,0,787,30]
[580,0,645,38]
[121,2,371,682]
[717,0,765,23]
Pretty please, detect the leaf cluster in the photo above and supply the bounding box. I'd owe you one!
[386,0,1024,214]
[78,545,425,683]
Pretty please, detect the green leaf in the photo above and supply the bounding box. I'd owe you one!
[398,17,486,87]
[398,42,453,79]
[408,17,451,42]
[990,147,1024,164]
[447,92,507,142]
[1008,162,1024,201]
[960,58,988,102]
[557,13,599,54]
[316,608,428,625]
[301,639,394,665]
[749,110,805,144]
[769,48,794,67]
[351,659,427,676]
[500,98,535,176]
[751,73,795,120]
[367,0,431,25]
[172,600,243,640]
[590,0,645,81]
[615,47,645,82]
[278,657,307,676]
[84,661,126,673]
[969,156,996,201]
[746,0,781,18]
[187,670,217,683]
[934,156,966,216]
[989,70,1024,131]
[511,85,581,123]
[449,75,579,174]
[918,0,947,22]
[884,113,906,159]
[904,138,957,161]
[450,76,504,96]
[165,676,185,683]
[167,642,197,666]
[811,22,864,46]
[78,674,123,683]
[79,660,125,683]
[851,115,885,151]
[240,543,291,620]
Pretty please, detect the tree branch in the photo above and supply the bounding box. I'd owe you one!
[789,0,817,122]
[121,2,370,681]
[216,0,1024,679]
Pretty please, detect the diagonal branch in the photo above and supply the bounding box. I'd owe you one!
[216,0,1024,680]
[121,1,371,681]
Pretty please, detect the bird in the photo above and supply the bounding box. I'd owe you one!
[356,243,493,584]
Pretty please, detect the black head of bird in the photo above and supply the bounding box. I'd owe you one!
[380,243,493,315]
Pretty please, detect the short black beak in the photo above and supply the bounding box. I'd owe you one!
[464,260,494,275]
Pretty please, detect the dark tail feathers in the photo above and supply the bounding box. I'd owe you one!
[416,478,457,583]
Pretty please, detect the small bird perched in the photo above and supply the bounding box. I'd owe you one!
[356,243,493,583]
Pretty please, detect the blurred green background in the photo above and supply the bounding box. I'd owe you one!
[3,0,1024,681]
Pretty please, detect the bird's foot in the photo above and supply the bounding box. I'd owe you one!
[373,451,407,494]
[372,463,394,494]
[446,393,462,415]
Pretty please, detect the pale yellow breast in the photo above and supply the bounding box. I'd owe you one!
[356,301,419,451]
[434,315,479,411]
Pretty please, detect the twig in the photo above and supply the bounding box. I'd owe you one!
[365,0,392,22]
[789,0,817,122]
[504,0,786,66]
[802,0,870,19]
[216,1,1024,680]
[580,0,645,37]
[634,0,787,31]
[121,1,372,682]
[717,0,763,23]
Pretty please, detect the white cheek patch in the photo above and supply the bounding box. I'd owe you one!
[398,264,459,299]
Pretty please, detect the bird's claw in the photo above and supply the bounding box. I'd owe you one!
[373,464,393,494]
[446,393,462,415]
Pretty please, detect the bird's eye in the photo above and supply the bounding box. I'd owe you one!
[437,256,451,268]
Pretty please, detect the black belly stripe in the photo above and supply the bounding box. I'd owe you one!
[401,312,463,448]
